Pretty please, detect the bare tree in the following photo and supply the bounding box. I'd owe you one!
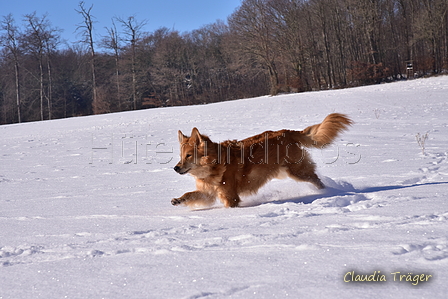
[42,22,60,120]
[150,29,190,105]
[413,0,448,73]
[116,16,147,110]
[23,13,45,120]
[229,0,280,95]
[75,1,100,114]
[102,19,122,110]
[1,14,22,123]
[23,12,59,120]
[268,0,313,91]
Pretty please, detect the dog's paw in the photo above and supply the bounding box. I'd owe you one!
[171,198,183,206]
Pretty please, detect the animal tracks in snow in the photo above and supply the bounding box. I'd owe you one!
[392,237,448,261]
[0,208,362,268]
[0,215,254,267]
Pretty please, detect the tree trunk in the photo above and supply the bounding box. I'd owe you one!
[46,57,52,120]
[39,58,44,121]
[14,59,21,123]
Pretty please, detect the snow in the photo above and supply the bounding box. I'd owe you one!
[1,76,448,298]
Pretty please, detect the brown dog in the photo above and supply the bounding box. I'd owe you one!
[172,113,352,208]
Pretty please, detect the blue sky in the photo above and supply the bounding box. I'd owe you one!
[2,0,241,46]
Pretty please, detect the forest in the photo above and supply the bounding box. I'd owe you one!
[1,0,447,124]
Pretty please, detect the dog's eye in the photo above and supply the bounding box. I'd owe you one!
[185,154,192,159]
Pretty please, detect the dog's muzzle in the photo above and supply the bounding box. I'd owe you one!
[174,166,189,175]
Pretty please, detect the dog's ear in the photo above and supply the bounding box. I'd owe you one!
[178,130,187,143]
[191,127,204,143]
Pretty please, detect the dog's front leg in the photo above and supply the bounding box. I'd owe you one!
[171,191,198,206]
[171,191,215,207]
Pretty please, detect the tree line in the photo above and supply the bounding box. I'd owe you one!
[1,0,447,124]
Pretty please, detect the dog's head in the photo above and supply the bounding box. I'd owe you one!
[174,128,215,178]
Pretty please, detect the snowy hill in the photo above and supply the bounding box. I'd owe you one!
[1,76,448,298]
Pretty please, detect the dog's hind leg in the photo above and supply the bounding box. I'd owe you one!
[285,162,325,190]
[216,187,241,208]
[219,194,241,208]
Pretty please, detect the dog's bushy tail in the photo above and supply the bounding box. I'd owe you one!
[298,113,353,148]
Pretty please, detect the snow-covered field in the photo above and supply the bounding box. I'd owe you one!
[1,76,448,298]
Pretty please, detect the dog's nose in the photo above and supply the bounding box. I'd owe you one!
[174,166,180,173]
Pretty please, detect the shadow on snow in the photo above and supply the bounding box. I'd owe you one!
[247,181,448,207]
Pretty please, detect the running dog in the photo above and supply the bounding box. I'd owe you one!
[172,113,352,208]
